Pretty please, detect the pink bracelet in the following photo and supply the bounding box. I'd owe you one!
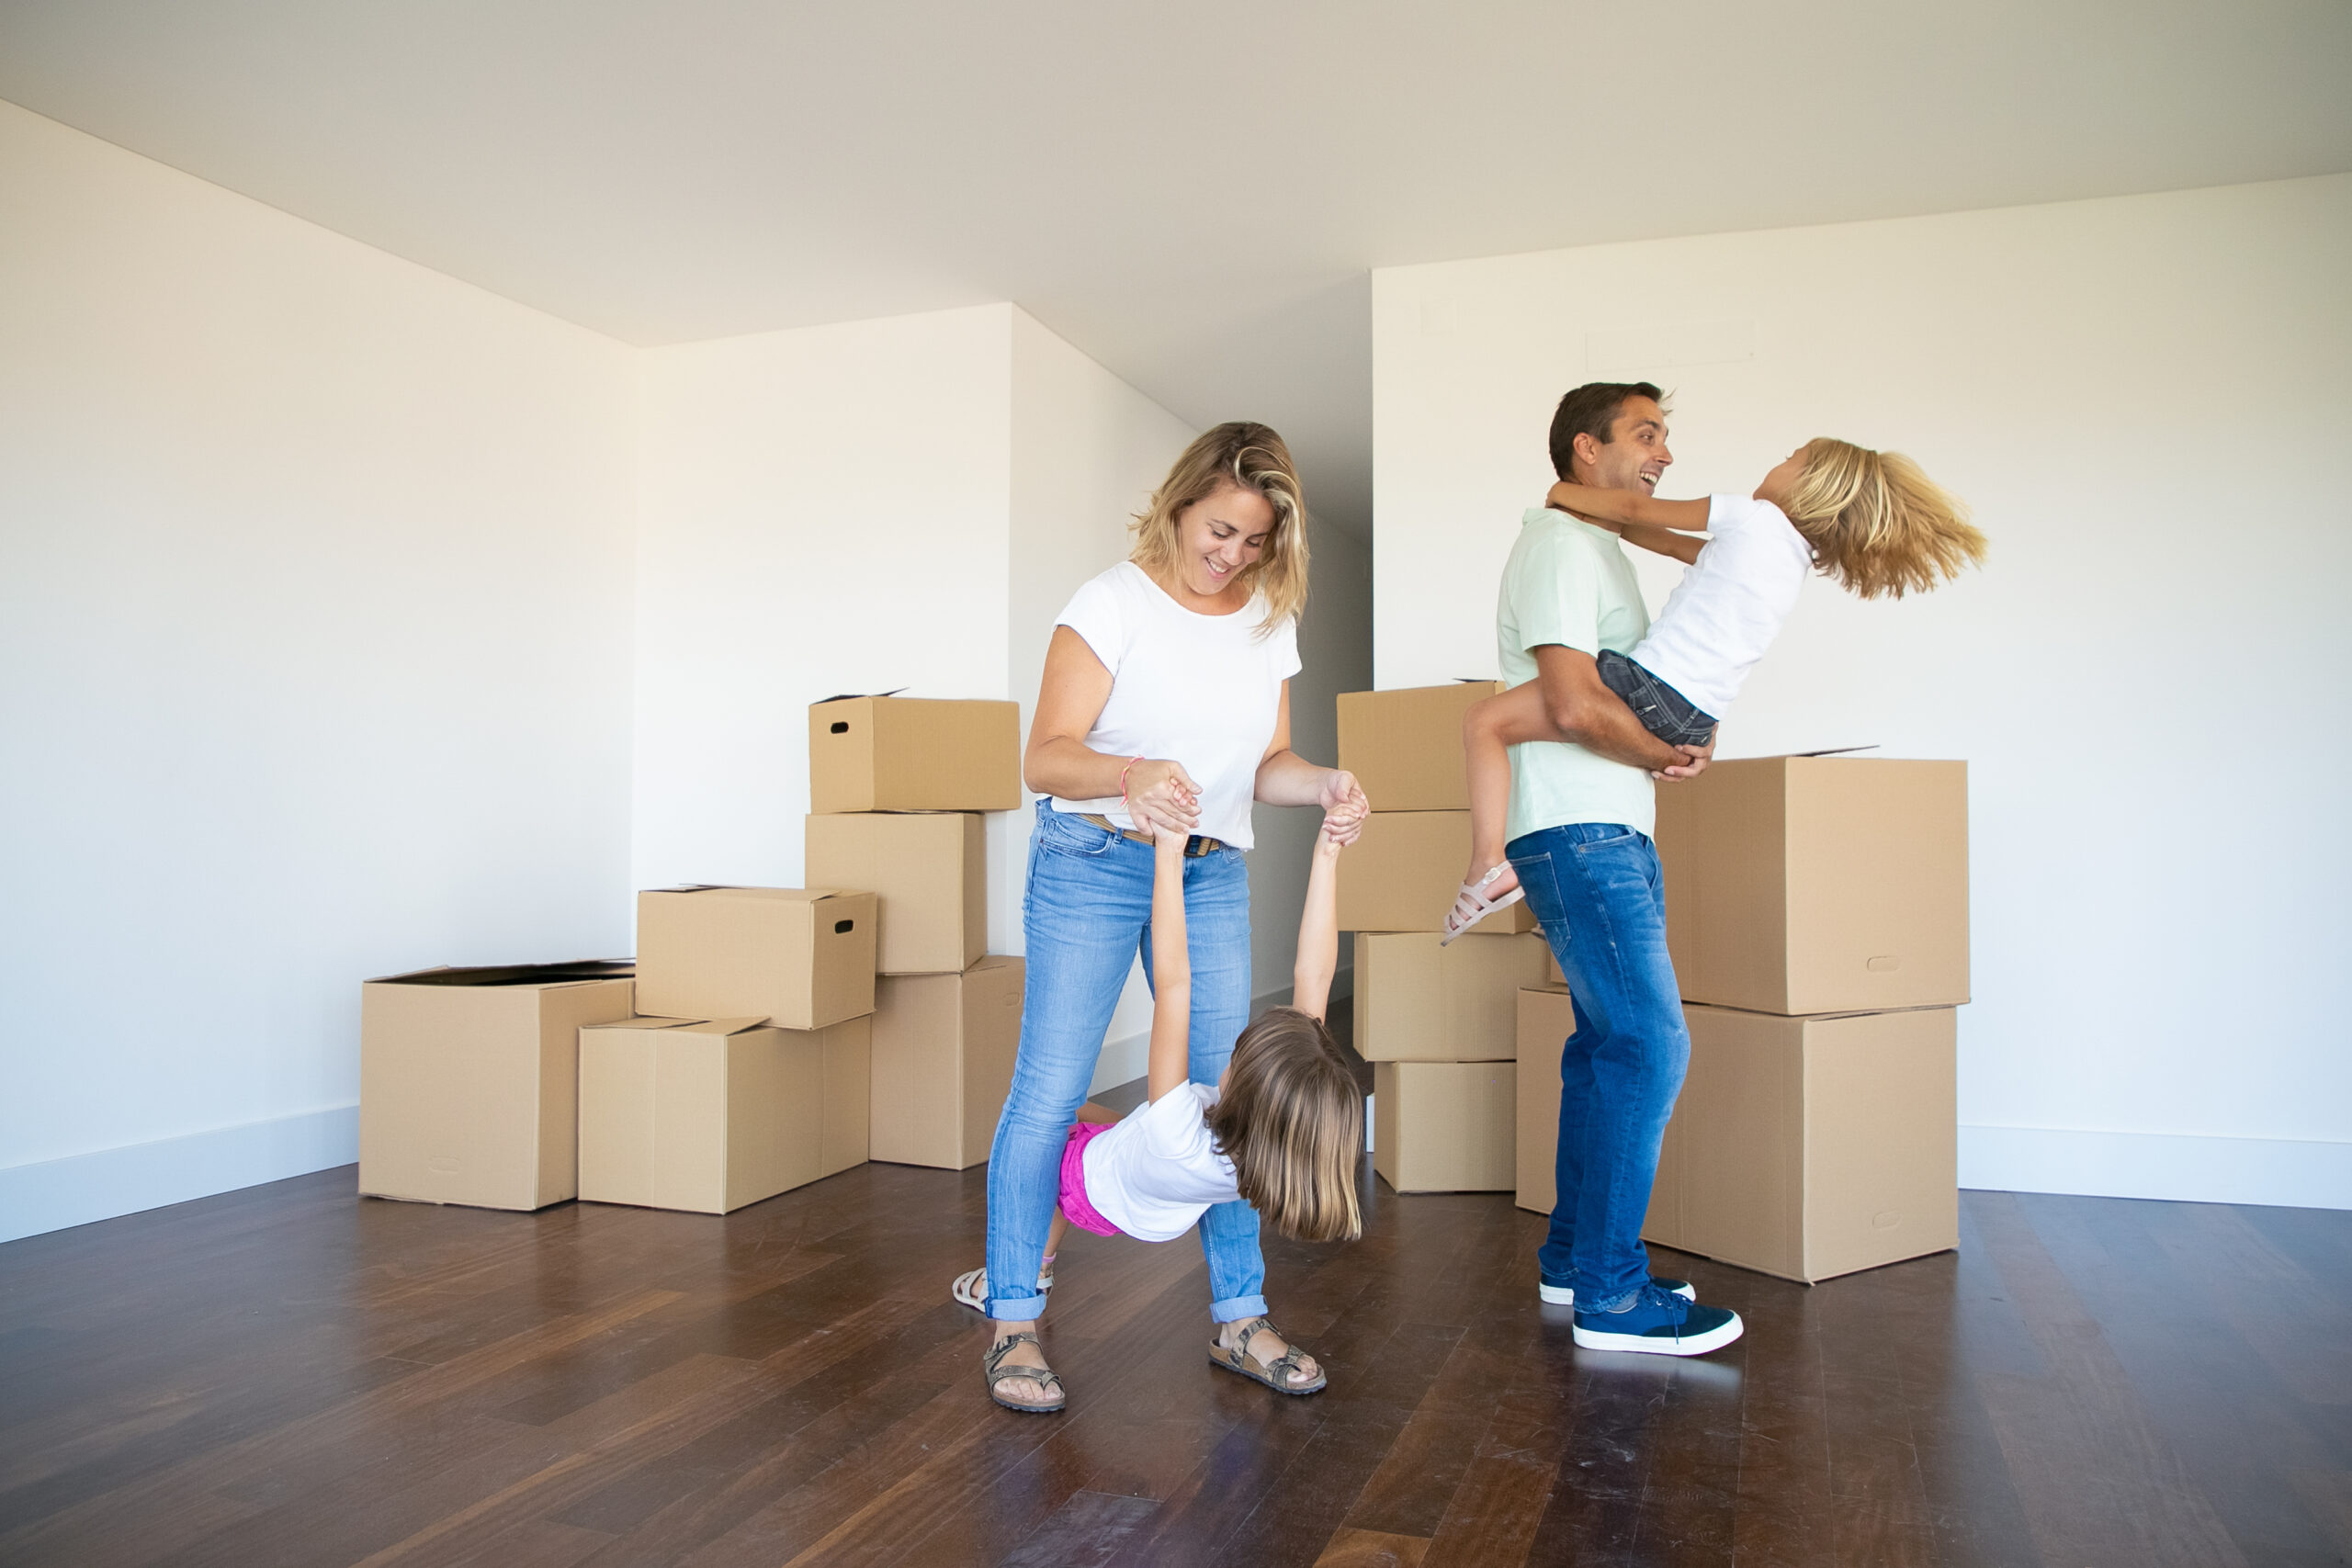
[1119,756,1146,807]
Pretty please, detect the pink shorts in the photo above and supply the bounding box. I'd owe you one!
[1057,1121,1121,1237]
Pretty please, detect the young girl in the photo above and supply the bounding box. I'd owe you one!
[958,813,1363,1412]
[1445,437,1987,941]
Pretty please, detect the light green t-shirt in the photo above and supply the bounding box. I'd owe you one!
[1496,506,1656,842]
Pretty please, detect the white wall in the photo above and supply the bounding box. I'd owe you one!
[632,304,1015,896]
[1250,515,1374,1011]
[1373,175,2352,1208]
[0,100,640,1242]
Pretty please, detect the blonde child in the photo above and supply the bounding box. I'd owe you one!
[958,814,1363,1412]
[1445,438,1987,941]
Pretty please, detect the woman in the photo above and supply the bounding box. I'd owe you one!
[974,422,1369,1413]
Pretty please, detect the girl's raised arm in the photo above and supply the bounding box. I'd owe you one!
[1144,829,1193,1103]
[1545,479,1711,534]
[1291,819,1345,1022]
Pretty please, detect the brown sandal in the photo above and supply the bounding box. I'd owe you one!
[983,1332,1066,1414]
[1209,1316,1327,1395]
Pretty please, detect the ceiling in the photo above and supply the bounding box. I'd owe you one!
[3,1,2346,536]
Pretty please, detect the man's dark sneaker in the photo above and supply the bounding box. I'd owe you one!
[1570,1281,1743,1356]
[1539,1276,1696,1307]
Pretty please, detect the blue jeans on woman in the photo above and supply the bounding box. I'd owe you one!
[1508,820,1690,1311]
[984,801,1263,1322]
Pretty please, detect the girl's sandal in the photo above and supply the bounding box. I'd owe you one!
[1209,1317,1327,1396]
[1442,863,1524,945]
[983,1332,1066,1414]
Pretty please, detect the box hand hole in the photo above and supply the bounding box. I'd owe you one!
[829,721,849,734]
[835,919,854,933]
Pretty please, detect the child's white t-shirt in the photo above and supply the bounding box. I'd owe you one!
[1628,494,1815,718]
[1082,1082,1240,1242]
[1051,561,1301,850]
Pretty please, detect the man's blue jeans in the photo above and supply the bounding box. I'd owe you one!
[983,802,1264,1322]
[1508,821,1690,1310]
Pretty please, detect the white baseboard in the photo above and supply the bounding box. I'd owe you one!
[0,1106,358,1246]
[1960,1124,2352,1211]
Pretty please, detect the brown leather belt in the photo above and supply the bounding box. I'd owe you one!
[1080,813,1227,856]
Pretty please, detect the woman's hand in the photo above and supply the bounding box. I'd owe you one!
[1125,758,1202,838]
[1317,768,1370,846]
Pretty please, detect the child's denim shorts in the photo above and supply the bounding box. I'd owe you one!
[1598,649,1719,749]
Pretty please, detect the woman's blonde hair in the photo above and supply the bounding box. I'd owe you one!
[1206,1007,1363,1243]
[1131,422,1308,634]
[1781,439,1988,600]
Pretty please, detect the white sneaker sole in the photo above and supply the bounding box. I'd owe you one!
[1538,1280,1697,1307]
[1570,1310,1744,1357]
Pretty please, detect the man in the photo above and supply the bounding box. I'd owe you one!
[1497,382,1743,1356]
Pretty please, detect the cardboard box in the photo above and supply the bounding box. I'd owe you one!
[578,1013,870,1213]
[1337,682,1503,811]
[1354,931,1552,1061]
[1372,1060,1516,1193]
[635,886,876,1030]
[868,955,1023,1168]
[1543,942,1565,987]
[1654,756,1968,1015]
[359,961,635,1211]
[809,695,1021,814]
[1643,1004,1958,1284]
[1514,984,1576,1213]
[805,811,985,976]
[1337,811,1539,935]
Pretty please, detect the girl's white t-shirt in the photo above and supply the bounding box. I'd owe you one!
[1081,1083,1239,1243]
[1629,494,1815,718]
[1052,561,1301,849]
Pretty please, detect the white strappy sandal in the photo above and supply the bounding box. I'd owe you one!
[1442,863,1524,944]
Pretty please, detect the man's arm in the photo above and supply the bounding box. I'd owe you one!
[1532,645,1690,773]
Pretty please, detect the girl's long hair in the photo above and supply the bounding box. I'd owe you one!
[1781,439,1986,600]
[1206,1006,1363,1243]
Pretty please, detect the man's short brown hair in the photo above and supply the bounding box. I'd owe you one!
[1548,381,1667,480]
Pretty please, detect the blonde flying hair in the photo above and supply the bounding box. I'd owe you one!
[1205,1007,1363,1244]
[1781,439,1988,600]
[1131,422,1309,634]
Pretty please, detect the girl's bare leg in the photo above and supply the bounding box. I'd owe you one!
[1462,684,1568,897]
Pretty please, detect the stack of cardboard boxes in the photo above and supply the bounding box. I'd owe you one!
[357,694,1027,1219]
[803,695,1024,1173]
[1337,683,1553,1194]
[1516,754,1968,1283]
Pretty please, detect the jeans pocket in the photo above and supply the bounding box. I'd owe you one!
[1036,809,1114,858]
[1571,825,1639,853]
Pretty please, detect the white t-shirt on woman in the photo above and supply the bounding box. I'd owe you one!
[1628,494,1815,719]
[1051,560,1301,849]
[1082,1082,1240,1242]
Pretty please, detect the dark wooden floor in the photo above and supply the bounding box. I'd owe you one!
[5,1129,2348,1566]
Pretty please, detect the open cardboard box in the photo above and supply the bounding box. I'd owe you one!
[359,960,635,1211]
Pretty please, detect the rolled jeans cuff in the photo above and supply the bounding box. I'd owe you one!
[989,1292,1050,1321]
[1212,1292,1270,1323]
